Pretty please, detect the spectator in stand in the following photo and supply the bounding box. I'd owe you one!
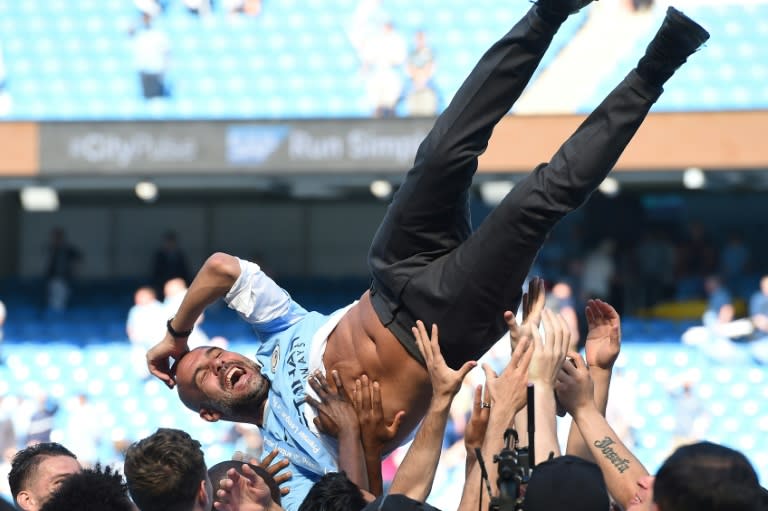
[59,394,101,468]
[668,379,708,450]
[546,281,580,352]
[130,12,170,99]
[38,464,133,511]
[581,239,616,303]
[163,278,210,349]
[8,443,81,511]
[360,21,407,117]
[152,231,190,298]
[127,286,167,379]
[403,30,440,116]
[44,228,82,312]
[702,275,734,328]
[25,395,58,446]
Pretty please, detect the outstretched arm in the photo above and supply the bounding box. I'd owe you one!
[388,321,476,502]
[458,336,533,511]
[305,370,368,491]
[566,299,621,461]
[556,353,648,509]
[354,376,404,496]
[528,309,571,464]
[147,252,241,387]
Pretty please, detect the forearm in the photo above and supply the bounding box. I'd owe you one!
[364,449,383,495]
[170,253,240,332]
[566,368,611,461]
[388,395,452,501]
[337,429,369,491]
[533,386,560,465]
[572,404,648,509]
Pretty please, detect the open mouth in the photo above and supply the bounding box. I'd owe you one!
[224,366,246,391]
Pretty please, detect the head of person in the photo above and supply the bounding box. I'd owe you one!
[39,464,134,511]
[173,346,270,424]
[760,275,768,296]
[653,441,762,511]
[298,472,372,511]
[124,428,211,511]
[207,460,281,511]
[163,278,188,300]
[133,287,157,306]
[523,455,609,511]
[8,442,81,511]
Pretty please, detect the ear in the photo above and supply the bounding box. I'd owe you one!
[198,478,211,507]
[16,491,34,511]
[199,408,222,422]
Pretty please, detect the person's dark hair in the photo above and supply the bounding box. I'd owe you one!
[298,472,367,511]
[39,464,133,511]
[654,441,762,511]
[124,428,208,511]
[207,460,281,510]
[8,442,77,498]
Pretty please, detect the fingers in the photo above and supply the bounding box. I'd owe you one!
[517,336,535,373]
[481,362,498,383]
[472,384,482,414]
[510,335,531,368]
[148,359,174,388]
[305,395,322,411]
[308,372,330,400]
[457,360,477,381]
[360,375,372,411]
[354,379,363,411]
[371,381,383,414]
[259,448,278,468]
[273,469,292,486]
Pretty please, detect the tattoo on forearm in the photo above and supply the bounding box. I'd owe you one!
[594,437,631,473]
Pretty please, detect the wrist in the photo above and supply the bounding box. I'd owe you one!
[166,317,193,339]
[571,400,599,422]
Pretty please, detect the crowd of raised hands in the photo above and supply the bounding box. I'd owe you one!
[212,277,765,511]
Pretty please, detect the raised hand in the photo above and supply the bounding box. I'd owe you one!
[464,384,490,454]
[304,370,358,437]
[528,308,570,387]
[146,332,189,389]
[506,276,546,350]
[254,449,291,496]
[584,300,621,371]
[354,375,404,454]
[554,352,595,417]
[412,320,477,399]
[214,465,278,511]
[482,334,534,416]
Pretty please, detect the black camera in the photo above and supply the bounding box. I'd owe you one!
[488,429,531,511]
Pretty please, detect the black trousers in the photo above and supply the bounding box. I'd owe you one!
[367,6,663,369]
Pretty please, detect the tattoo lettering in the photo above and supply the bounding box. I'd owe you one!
[594,436,631,473]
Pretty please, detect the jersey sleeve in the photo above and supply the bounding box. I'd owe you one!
[224,258,308,334]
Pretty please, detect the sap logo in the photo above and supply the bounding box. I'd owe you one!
[226,125,290,165]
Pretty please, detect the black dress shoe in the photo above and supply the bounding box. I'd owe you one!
[638,6,710,85]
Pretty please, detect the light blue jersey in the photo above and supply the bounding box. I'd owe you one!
[225,258,348,511]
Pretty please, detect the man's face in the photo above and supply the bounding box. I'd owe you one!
[16,455,81,511]
[174,347,269,423]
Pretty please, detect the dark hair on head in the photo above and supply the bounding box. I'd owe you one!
[298,472,367,511]
[207,460,281,510]
[124,428,208,511]
[654,441,762,511]
[39,464,133,511]
[8,442,77,498]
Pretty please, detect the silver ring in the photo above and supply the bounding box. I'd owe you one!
[480,402,491,409]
